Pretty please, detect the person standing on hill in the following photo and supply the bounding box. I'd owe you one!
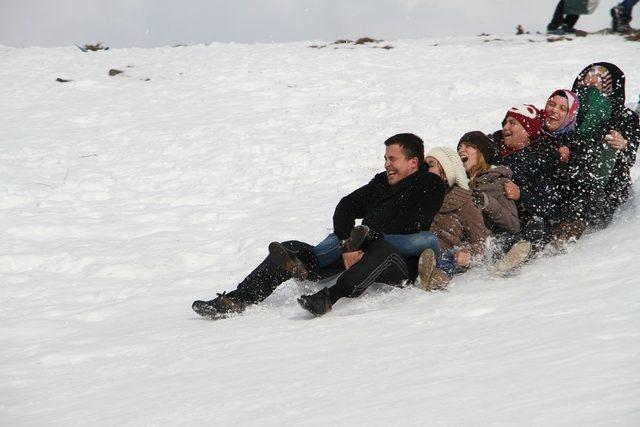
[547,0,582,34]
[547,0,601,34]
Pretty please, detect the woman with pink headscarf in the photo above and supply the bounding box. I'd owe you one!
[534,89,590,241]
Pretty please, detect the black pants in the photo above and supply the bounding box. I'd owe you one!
[548,0,580,30]
[325,239,411,304]
[228,239,412,306]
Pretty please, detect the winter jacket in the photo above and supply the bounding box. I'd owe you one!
[333,164,445,241]
[531,130,586,223]
[575,86,616,186]
[572,62,640,217]
[605,107,640,214]
[429,186,489,256]
[470,165,520,234]
[490,131,562,222]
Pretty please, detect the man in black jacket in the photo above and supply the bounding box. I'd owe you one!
[192,133,445,319]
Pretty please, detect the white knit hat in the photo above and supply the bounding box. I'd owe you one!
[426,146,469,190]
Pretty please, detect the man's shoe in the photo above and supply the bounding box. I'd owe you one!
[192,292,246,319]
[297,287,332,316]
[616,22,633,33]
[547,27,567,35]
[268,242,309,280]
[491,240,532,277]
[341,225,370,252]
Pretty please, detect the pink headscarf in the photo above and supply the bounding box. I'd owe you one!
[543,89,580,134]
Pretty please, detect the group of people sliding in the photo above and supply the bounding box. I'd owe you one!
[192,61,639,319]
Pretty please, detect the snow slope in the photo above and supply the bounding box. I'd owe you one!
[1,35,639,425]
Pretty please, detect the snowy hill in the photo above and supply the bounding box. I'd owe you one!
[1,35,640,425]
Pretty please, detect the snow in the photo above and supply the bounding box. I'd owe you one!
[1,34,640,425]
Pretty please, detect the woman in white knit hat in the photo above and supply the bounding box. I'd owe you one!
[417,146,490,290]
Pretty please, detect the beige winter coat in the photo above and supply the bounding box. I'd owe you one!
[430,186,490,256]
[470,165,520,234]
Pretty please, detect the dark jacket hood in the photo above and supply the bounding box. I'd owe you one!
[571,62,626,113]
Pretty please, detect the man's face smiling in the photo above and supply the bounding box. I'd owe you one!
[384,144,418,185]
[502,117,530,150]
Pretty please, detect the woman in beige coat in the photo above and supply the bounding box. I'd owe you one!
[420,146,489,286]
[417,145,531,291]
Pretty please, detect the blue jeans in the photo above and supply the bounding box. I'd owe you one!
[439,248,464,277]
[312,231,441,268]
[619,0,638,19]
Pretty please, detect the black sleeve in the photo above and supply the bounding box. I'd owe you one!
[618,111,640,171]
[332,180,374,240]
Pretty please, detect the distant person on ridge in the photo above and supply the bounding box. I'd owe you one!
[192,133,445,319]
[546,0,601,35]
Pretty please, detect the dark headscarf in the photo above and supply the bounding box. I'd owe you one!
[572,62,626,115]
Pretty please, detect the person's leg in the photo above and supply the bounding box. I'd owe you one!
[564,14,580,29]
[548,0,566,30]
[438,249,460,277]
[521,215,549,251]
[383,231,442,259]
[298,240,410,315]
[311,225,371,269]
[612,1,636,31]
[621,0,638,24]
[328,240,410,302]
[232,240,307,304]
[311,233,342,268]
[193,240,314,318]
[621,0,639,19]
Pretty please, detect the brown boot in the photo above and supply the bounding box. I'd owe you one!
[491,240,532,277]
[552,220,586,242]
[415,249,450,291]
[415,249,436,290]
[340,225,370,252]
[550,220,586,252]
[429,268,451,290]
[268,242,309,280]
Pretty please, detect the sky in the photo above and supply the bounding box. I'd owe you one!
[0,0,634,48]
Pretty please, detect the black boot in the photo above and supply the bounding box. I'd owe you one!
[611,5,632,33]
[192,292,246,319]
[297,287,332,316]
